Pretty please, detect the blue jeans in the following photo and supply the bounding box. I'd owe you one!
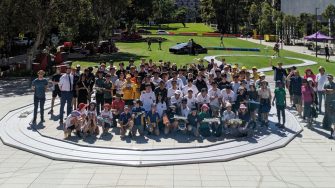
[317,91,324,111]
[33,96,45,120]
[59,91,73,121]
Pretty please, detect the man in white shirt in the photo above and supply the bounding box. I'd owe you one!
[184,89,197,109]
[196,88,210,110]
[208,82,222,116]
[166,71,184,90]
[182,78,198,97]
[167,80,181,98]
[316,66,327,112]
[170,90,182,108]
[180,98,190,117]
[140,84,156,112]
[221,85,236,109]
[58,66,74,124]
[151,71,162,87]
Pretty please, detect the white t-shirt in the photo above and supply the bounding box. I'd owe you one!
[156,102,167,117]
[140,91,156,112]
[170,96,182,106]
[151,77,162,86]
[65,115,75,129]
[208,88,222,107]
[316,73,328,91]
[184,95,197,109]
[231,82,240,94]
[114,79,125,94]
[167,88,181,98]
[181,106,190,117]
[100,110,113,119]
[196,93,210,104]
[182,85,199,97]
[221,89,236,103]
[222,110,236,121]
[166,78,184,90]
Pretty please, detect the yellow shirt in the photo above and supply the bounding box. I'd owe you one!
[133,83,141,99]
[253,73,260,80]
[122,82,135,100]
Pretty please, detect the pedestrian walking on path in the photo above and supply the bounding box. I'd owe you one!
[147,39,152,51]
[31,70,48,124]
[325,44,330,62]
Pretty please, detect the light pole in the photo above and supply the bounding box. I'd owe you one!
[316,7,319,57]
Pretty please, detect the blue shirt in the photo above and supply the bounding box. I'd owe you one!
[32,78,48,98]
[120,112,131,124]
[146,111,160,123]
[132,107,145,125]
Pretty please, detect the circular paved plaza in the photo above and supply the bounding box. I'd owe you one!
[0,100,302,167]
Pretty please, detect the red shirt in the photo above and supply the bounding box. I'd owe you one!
[111,100,125,113]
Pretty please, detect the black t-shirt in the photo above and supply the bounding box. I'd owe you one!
[218,81,231,90]
[52,74,62,90]
[272,66,287,81]
[154,87,168,102]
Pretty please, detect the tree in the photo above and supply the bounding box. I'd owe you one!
[174,7,188,27]
[152,0,175,25]
[322,4,335,36]
[200,0,216,24]
[259,1,274,35]
[248,2,260,29]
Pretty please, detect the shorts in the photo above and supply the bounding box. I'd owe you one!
[52,89,61,98]
[125,99,133,106]
[67,125,75,130]
[293,95,302,105]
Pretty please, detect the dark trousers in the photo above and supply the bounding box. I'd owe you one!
[276,105,285,124]
[96,93,104,115]
[33,96,45,120]
[60,91,73,121]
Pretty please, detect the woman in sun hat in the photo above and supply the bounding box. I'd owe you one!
[258,80,272,127]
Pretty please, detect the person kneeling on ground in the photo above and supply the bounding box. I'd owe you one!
[237,104,254,137]
[119,105,133,139]
[146,104,160,136]
[98,103,113,134]
[131,100,145,136]
[221,102,236,129]
[187,108,200,137]
[198,104,211,137]
[83,102,99,138]
[163,105,178,135]
[64,110,83,139]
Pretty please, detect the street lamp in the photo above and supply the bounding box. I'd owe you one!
[316,7,319,57]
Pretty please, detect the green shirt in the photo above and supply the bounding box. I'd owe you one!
[104,82,113,99]
[95,78,105,94]
[274,87,286,106]
[198,111,210,128]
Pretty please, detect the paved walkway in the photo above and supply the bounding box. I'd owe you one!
[245,38,335,62]
[0,78,335,187]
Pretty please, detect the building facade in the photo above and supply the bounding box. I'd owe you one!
[281,0,335,16]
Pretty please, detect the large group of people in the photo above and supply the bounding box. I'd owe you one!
[31,57,335,140]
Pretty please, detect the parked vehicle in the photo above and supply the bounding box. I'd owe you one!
[169,42,208,54]
[13,37,33,46]
[157,30,169,35]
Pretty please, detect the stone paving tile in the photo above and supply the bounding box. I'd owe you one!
[0,183,32,188]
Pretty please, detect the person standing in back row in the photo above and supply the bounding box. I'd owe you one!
[59,66,74,125]
[325,44,330,62]
[32,70,48,124]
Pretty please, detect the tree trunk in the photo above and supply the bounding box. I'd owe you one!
[27,28,44,71]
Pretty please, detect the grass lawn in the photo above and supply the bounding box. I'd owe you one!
[74,35,335,75]
[137,23,215,34]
